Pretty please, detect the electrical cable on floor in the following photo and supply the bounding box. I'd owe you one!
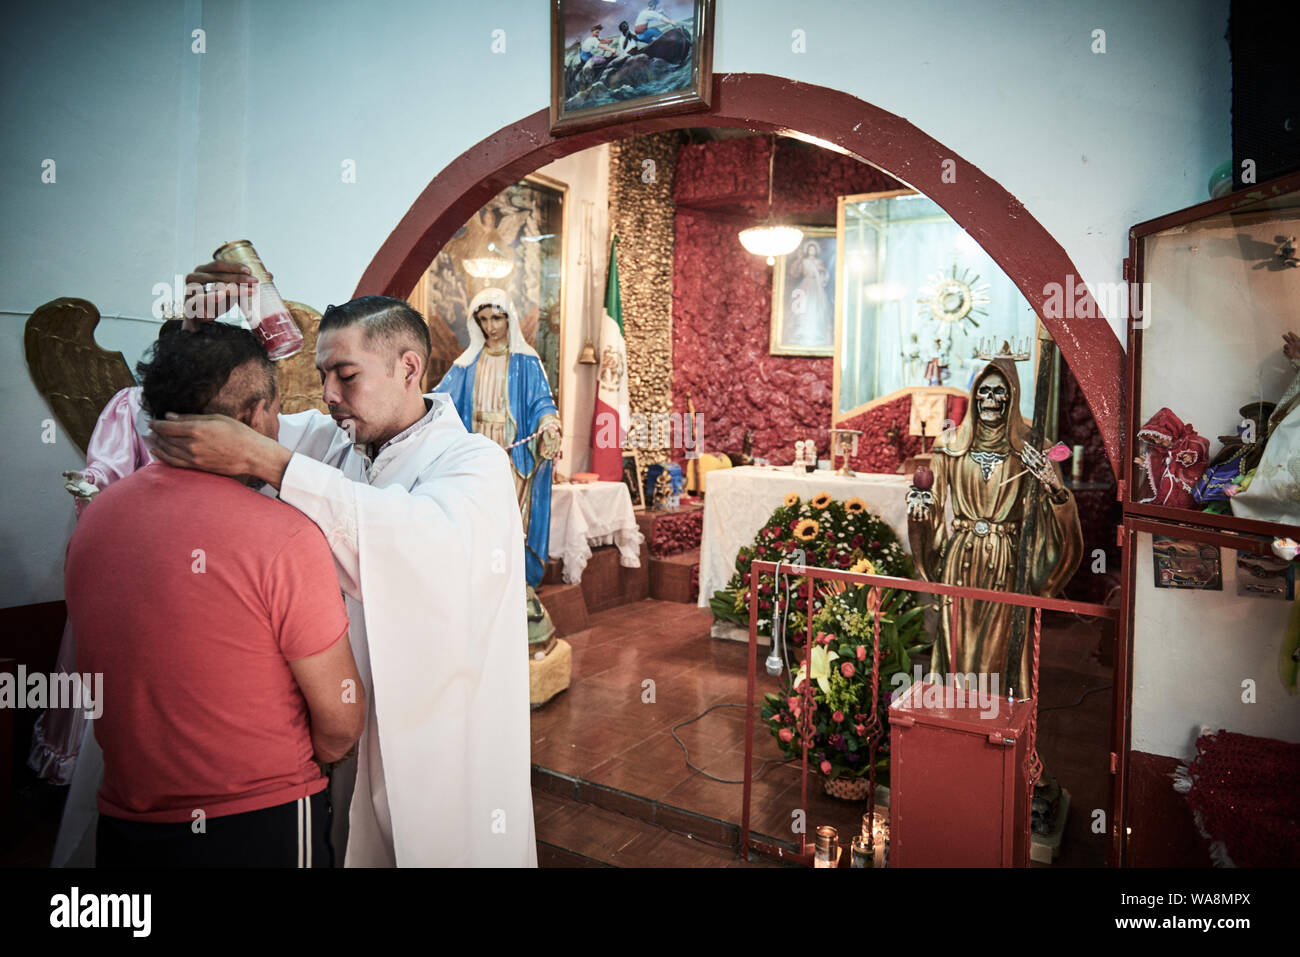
[670,703,797,784]
[671,682,1111,784]
[1037,682,1112,713]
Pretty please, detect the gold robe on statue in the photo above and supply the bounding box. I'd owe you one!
[909,359,1083,698]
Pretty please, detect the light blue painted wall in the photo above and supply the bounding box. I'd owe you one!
[1,0,1230,607]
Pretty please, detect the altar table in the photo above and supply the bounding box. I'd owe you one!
[549,481,644,585]
[697,466,912,608]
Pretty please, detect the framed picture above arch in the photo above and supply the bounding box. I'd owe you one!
[550,0,715,136]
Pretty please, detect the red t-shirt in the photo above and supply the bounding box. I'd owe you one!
[65,462,350,823]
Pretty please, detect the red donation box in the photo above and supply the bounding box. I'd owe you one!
[888,681,1032,867]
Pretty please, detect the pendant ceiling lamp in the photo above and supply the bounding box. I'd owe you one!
[738,134,803,265]
[462,224,514,279]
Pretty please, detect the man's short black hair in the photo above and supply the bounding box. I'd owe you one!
[137,321,276,420]
[319,296,431,368]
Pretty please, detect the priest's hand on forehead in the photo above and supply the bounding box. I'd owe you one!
[181,260,259,333]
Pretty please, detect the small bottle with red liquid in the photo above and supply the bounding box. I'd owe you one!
[212,239,305,360]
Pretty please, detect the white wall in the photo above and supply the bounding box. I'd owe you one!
[1,0,1230,607]
[1131,534,1299,761]
[1,0,201,608]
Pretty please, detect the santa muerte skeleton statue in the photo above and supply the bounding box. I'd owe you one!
[905,339,1084,831]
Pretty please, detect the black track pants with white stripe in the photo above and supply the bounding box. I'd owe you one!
[96,790,333,868]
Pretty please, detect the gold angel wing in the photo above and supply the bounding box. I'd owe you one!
[276,301,328,415]
[24,298,136,455]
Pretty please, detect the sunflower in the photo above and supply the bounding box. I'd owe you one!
[849,558,877,576]
[793,519,820,541]
[810,491,832,510]
[845,497,866,514]
[783,492,800,508]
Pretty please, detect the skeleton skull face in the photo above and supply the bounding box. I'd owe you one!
[976,372,1010,424]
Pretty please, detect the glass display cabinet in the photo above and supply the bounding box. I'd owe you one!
[1116,171,1300,867]
[1124,171,1300,539]
[834,188,1045,423]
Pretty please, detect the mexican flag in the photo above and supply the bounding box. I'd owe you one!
[590,236,628,480]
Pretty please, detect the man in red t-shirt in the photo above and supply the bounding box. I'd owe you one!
[66,322,365,867]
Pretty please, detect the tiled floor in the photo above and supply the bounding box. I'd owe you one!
[1,600,1111,869]
[532,599,1114,867]
[533,789,788,867]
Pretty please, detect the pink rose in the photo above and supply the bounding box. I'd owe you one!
[787,696,801,712]
[779,728,794,743]
[832,710,845,723]
[855,723,867,736]
[840,662,856,679]
[820,760,833,775]
[855,645,866,662]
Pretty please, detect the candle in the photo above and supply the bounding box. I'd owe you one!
[859,814,889,868]
[813,825,840,868]
[1071,444,1084,483]
[850,836,873,868]
[872,820,890,868]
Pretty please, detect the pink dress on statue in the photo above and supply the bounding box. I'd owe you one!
[29,386,152,785]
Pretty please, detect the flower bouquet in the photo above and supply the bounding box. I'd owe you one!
[708,491,912,644]
[759,568,928,796]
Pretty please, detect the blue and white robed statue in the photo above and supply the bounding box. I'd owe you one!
[435,288,562,589]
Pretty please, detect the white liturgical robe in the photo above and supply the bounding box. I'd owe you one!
[274,392,537,867]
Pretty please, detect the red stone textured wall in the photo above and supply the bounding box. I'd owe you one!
[836,394,968,474]
[673,209,833,463]
[673,135,899,220]
[648,509,703,557]
[671,136,897,463]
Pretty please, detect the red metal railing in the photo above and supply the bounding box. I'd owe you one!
[740,560,1119,867]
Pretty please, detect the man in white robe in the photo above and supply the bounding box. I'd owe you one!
[148,264,537,867]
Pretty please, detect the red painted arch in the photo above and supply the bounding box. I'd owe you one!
[354,72,1123,472]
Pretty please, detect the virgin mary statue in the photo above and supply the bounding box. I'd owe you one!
[435,288,561,588]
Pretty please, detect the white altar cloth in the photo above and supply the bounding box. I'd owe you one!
[549,481,644,584]
[697,466,912,608]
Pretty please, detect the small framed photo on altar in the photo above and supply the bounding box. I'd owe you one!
[770,227,837,357]
[550,0,715,136]
[621,452,645,509]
